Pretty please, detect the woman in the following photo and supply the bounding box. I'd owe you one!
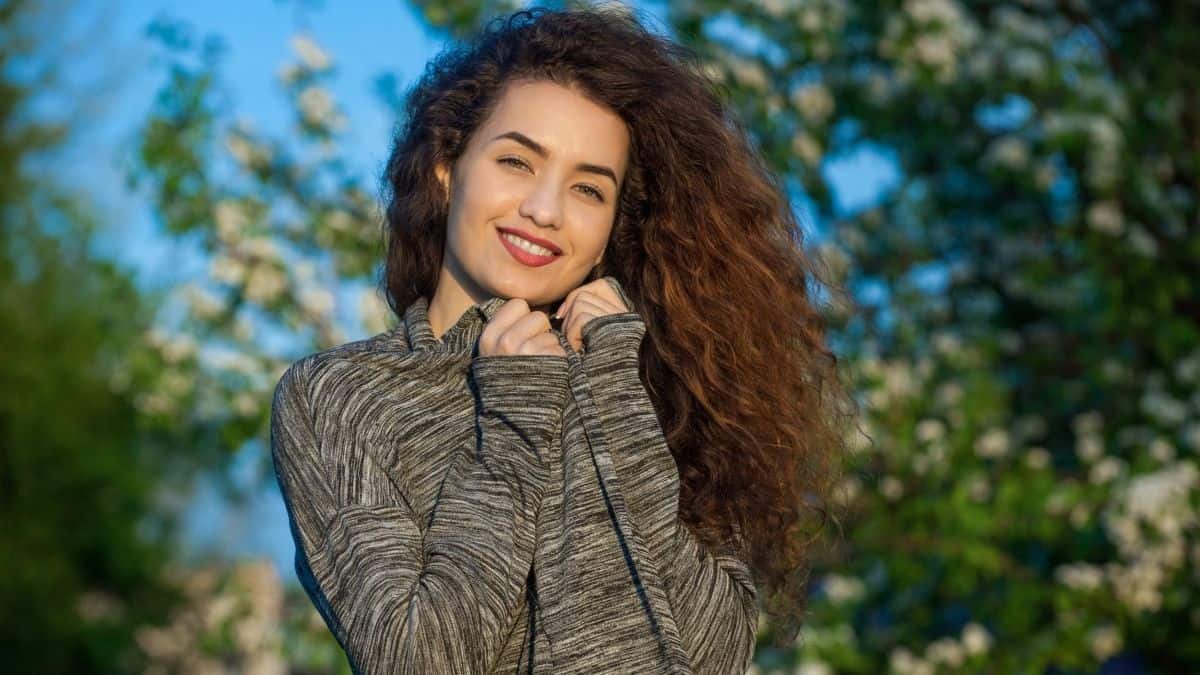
[271,6,854,674]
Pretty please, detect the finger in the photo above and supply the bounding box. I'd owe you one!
[516,331,566,357]
[559,290,621,332]
[498,310,553,354]
[564,297,608,353]
[562,292,621,329]
[480,298,530,355]
[489,298,532,330]
[554,279,610,320]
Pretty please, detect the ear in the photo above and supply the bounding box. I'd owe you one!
[434,161,451,198]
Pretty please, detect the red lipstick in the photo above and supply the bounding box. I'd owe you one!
[496,227,562,267]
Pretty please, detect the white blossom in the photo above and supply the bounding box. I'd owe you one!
[1088,625,1123,662]
[935,381,963,408]
[1086,200,1124,236]
[1075,434,1104,463]
[162,334,198,364]
[298,85,336,126]
[757,0,796,20]
[182,282,225,321]
[233,391,259,417]
[961,622,992,654]
[984,136,1030,170]
[916,418,946,442]
[277,63,302,85]
[1127,223,1159,258]
[1140,388,1188,425]
[974,427,1011,459]
[967,474,991,502]
[298,285,335,319]
[1116,462,1198,527]
[1024,446,1051,469]
[1055,562,1104,591]
[1089,456,1125,485]
[726,55,770,92]
[1072,410,1104,435]
[790,82,835,123]
[1149,437,1176,463]
[210,255,247,286]
[822,573,866,604]
[791,131,823,167]
[925,637,965,667]
[224,130,272,168]
[905,0,962,24]
[244,265,287,305]
[291,34,331,71]
[889,646,934,675]
[881,475,905,501]
[1173,351,1200,383]
[240,237,280,262]
[1069,503,1089,528]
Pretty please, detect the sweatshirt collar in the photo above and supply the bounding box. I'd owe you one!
[404,294,509,354]
[402,276,636,355]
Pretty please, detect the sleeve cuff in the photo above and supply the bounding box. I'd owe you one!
[470,354,570,415]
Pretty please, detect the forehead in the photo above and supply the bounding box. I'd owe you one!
[477,79,629,171]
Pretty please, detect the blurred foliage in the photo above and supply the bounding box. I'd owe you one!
[124,1,1200,673]
[0,0,181,671]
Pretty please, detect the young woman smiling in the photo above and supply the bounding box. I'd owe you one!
[270,7,855,674]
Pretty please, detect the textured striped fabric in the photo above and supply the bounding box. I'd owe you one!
[270,275,759,674]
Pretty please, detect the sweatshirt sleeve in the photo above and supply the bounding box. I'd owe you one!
[270,353,568,675]
[579,312,760,675]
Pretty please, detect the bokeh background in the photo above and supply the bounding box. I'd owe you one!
[4,0,1197,673]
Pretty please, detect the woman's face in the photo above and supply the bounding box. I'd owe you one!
[434,79,630,311]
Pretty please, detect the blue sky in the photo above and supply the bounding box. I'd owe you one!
[56,0,896,579]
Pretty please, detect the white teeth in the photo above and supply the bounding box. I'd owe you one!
[502,232,556,257]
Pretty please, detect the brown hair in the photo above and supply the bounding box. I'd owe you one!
[380,6,857,646]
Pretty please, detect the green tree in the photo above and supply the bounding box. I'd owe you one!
[0,1,183,671]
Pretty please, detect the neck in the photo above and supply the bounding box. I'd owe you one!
[428,263,562,341]
[427,289,473,342]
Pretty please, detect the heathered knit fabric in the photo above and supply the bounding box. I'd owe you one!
[270,276,759,674]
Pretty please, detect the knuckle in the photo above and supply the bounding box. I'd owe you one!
[497,334,520,354]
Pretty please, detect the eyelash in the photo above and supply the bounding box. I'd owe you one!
[498,156,605,202]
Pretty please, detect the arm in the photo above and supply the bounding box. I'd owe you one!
[270,354,568,675]
[579,312,760,675]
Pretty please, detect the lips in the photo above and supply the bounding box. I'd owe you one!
[497,228,561,268]
[496,227,562,255]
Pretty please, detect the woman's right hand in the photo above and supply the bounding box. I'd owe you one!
[478,298,568,358]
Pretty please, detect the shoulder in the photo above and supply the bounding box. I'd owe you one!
[272,327,409,408]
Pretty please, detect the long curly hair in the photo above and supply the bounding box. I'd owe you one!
[379,5,858,647]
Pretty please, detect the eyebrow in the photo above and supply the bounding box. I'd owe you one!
[490,130,619,188]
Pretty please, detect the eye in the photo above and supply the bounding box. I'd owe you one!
[577,184,605,202]
[498,156,531,171]
[500,155,605,202]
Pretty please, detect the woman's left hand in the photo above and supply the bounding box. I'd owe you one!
[553,279,630,354]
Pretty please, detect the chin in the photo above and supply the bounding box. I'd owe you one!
[493,284,563,314]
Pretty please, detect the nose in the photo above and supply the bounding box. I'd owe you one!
[517,176,562,229]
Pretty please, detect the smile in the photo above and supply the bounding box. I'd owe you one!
[497,229,561,267]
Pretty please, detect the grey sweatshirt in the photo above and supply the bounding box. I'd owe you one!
[270,276,759,674]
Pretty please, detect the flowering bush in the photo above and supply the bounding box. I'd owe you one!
[130,3,1200,672]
